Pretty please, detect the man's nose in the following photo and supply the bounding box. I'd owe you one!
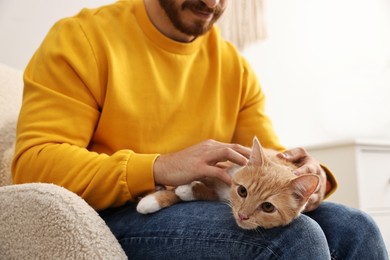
[201,0,220,8]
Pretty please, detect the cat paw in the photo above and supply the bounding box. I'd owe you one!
[175,183,196,201]
[136,195,161,214]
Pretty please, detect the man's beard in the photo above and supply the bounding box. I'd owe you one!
[158,0,225,37]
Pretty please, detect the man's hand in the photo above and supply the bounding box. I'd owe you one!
[277,147,327,212]
[153,139,251,187]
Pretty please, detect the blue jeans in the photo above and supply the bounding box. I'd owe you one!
[99,201,388,259]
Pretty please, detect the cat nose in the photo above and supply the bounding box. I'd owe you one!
[238,213,249,221]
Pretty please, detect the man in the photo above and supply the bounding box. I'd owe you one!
[13,0,388,258]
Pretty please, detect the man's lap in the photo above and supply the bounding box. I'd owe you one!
[99,201,332,259]
[100,201,388,259]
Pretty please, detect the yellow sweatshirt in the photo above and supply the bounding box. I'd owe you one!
[12,0,336,210]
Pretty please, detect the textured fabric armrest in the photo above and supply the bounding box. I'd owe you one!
[0,183,127,259]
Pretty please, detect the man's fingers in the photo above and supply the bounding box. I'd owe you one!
[293,164,318,176]
[209,141,251,159]
[207,146,248,167]
[228,143,252,159]
[204,165,232,185]
[304,194,321,212]
[278,147,307,162]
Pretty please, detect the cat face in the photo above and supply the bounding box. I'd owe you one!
[229,137,319,229]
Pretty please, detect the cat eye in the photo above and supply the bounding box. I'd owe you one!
[260,202,275,213]
[237,185,247,198]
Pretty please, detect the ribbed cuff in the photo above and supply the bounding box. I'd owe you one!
[126,153,160,199]
[321,164,338,199]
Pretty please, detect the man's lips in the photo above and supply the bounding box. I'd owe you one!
[190,8,214,20]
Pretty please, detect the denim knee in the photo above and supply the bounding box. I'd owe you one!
[306,202,389,260]
[339,209,388,259]
[272,214,330,259]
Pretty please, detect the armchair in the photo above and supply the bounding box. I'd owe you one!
[0,63,127,259]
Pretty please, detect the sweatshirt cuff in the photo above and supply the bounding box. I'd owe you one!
[126,153,160,200]
[320,164,338,199]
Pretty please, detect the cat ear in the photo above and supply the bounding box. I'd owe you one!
[290,175,319,201]
[248,136,267,167]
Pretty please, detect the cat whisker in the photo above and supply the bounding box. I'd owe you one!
[223,200,233,208]
[246,219,260,229]
[254,226,264,235]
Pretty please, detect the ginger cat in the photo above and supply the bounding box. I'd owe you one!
[137,137,319,229]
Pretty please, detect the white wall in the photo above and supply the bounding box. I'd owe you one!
[0,0,113,70]
[243,0,390,147]
[1,0,390,147]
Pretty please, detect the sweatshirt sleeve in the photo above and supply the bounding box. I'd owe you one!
[231,57,285,151]
[12,17,157,210]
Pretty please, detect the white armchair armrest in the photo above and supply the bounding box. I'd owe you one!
[0,183,127,259]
